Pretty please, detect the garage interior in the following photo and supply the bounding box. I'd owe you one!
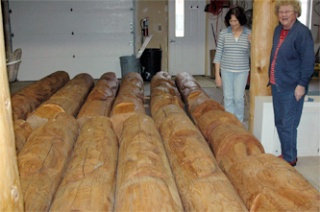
[1,0,319,211]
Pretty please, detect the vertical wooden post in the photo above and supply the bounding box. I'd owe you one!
[1,0,12,59]
[0,3,24,211]
[249,0,278,132]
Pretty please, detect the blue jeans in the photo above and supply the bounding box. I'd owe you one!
[221,70,249,122]
[271,85,305,162]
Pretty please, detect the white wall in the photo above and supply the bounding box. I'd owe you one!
[10,0,135,80]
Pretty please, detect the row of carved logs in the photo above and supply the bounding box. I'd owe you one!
[16,72,119,210]
[11,70,319,211]
[150,71,248,211]
[108,72,183,211]
[175,72,319,211]
[50,72,119,211]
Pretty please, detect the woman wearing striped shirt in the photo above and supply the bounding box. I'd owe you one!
[213,6,251,122]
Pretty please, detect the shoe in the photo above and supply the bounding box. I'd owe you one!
[278,155,298,167]
[289,158,298,167]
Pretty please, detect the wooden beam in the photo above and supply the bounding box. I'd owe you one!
[1,0,12,59]
[249,0,278,132]
[0,3,24,210]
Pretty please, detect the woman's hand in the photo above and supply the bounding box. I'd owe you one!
[215,75,222,87]
[214,63,222,87]
[295,85,305,101]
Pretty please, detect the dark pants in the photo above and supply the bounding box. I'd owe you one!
[271,85,305,162]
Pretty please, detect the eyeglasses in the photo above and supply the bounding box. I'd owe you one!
[278,10,294,15]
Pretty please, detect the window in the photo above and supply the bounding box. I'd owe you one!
[298,0,313,29]
[175,0,184,37]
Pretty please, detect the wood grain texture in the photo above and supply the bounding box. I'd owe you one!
[150,72,247,211]
[26,73,94,130]
[175,72,224,123]
[175,71,320,211]
[114,114,183,211]
[13,119,32,154]
[152,104,185,130]
[196,110,242,138]
[207,123,264,171]
[18,112,79,211]
[0,20,23,209]
[157,107,247,211]
[110,72,145,115]
[110,72,145,139]
[77,72,119,119]
[249,0,278,131]
[11,70,69,120]
[150,71,185,118]
[50,116,118,211]
[226,154,320,211]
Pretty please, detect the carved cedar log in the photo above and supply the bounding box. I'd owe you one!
[11,70,69,120]
[26,73,94,130]
[110,72,145,139]
[175,72,224,123]
[18,112,79,211]
[150,71,184,118]
[226,154,320,211]
[174,72,264,169]
[155,106,247,211]
[188,93,224,122]
[197,110,242,138]
[175,72,319,210]
[150,73,246,210]
[50,116,118,211]
[13,119,32,154]
[150,71,180,98]
[114,114,183,211]
[175,72,202,98]
[207,123,264,171]
[77,72,119,120]
[152,104,185,130]
[249,0,278,131]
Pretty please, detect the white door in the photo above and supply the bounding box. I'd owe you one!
[168,0,206,76]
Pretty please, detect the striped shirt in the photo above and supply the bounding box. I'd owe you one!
[213,26,251,72]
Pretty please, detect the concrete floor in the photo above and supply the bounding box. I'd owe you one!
[9,75,320,191]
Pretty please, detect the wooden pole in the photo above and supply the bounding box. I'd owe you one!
[249,0,278,132]
[1,0,12,59]
[0,3,24,211]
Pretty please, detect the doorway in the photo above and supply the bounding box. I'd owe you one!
[168,0,206,76]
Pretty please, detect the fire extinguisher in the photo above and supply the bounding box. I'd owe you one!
[140,17,149,37]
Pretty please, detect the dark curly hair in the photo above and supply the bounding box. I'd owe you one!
[225,6,247,27]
